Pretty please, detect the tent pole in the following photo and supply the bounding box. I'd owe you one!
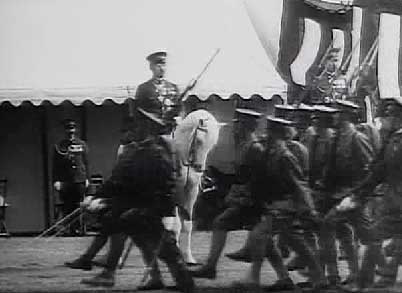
[40,105,50,229]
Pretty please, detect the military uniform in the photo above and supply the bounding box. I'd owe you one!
[319,101,376,286]
[135,51,181,126]
[84,108,194,292]
[52,135,89,227]
[236,116,325,290]
[135,78,181,122]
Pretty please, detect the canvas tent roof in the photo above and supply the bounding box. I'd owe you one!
[0,0,286,106]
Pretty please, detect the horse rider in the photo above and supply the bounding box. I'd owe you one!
[52,118,89,236]
[80,107,194,293]
[234,116,326,292]
[135,50,182,131]
[318,100,376,291]
[190,108,264,279]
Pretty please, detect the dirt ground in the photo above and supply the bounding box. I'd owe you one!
[0,231,401,293]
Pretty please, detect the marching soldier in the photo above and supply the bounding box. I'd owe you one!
[135,51,182,130]
[191,108,264,279]
[318,100,375,290]
[80,108,194,292]
[52,118,89,236]
[234,116,326,291]
[350,97,402,290]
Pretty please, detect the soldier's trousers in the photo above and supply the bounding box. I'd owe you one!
[102,208,194,289]
[319,203,375,280]
[253,211,324,283]
[59,182,86,232]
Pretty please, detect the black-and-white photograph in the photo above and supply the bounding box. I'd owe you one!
[0,0,402,292]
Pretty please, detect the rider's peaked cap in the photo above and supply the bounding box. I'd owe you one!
[146,51,167,64]
[137,107,166,127]
[232,108,262,122]
[384,97,402,107]
[62,118,77,129]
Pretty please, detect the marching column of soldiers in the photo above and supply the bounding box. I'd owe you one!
[61,50,402,293]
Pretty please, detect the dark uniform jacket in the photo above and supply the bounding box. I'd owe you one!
[97,135,176,217]
[224,134,265,207]
[324,125,374,193]
[251,140,314,213]
[52,138,89,183]
[357,127,402,211]
[135,78,181,122]
[286,140,309,179]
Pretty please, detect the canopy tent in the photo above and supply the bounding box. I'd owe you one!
[0,0,286,106]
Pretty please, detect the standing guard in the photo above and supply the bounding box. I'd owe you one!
[52,119,89,236]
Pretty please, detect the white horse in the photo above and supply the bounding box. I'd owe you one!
[118,108,221,267]
[172,109,221,264]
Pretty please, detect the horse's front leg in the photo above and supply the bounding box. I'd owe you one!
[181,174,202,265]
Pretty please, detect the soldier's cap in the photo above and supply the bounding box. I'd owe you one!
[293,104,315,124]
[62,118,77,129]
[329,47,341,53]
[333,99,360,112]
[266,115,293,127]
[146,51,167,64]
[384,97,402,107]
[137,108,166,127]
[311,105,339,119]
[232,108,262,122]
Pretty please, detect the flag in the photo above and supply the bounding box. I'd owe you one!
[244,0,353,102]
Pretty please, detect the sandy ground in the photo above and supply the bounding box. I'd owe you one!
[0,231,401,293]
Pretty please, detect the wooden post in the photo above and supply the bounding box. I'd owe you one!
[40,105,51,228]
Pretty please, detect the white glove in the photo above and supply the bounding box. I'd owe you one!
[162,217,177,231]
[54,181,62,191]
[87,198,107,212]
[336,196,358,212]
[85,179,90,188]
[80,196,94,208]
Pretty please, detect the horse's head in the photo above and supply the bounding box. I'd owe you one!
[174,109,220,172]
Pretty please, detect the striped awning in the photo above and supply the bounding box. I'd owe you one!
[0,85,286,106]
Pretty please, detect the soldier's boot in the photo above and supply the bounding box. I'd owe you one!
[137,265,165,291]
[190,230,227,279]
[64,257,93,270]
[373,250,401,289]
[81,269,115,287]
[287,236,326,288]
[225,232,252,263]
[343,243,382,292]
[159,233,195,293]
[339,239,359,285]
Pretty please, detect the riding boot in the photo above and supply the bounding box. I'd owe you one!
[358,243,382,289]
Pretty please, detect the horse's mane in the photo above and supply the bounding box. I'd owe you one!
[173,109,220,162]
